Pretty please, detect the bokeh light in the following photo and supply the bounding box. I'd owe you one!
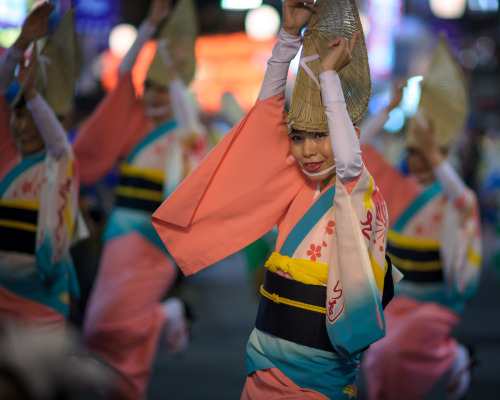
[221,0,262,10]
[429,0,467,19]
[245,5,280,41]
[108,23,137,58]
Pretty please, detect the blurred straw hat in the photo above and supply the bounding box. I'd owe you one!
[407,33,469,149]
[12,7,78,118]
[146,0,198,88]
[287,0,371,133]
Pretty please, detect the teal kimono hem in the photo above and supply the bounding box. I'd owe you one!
[246,328,360,399]
[0,257,76,316]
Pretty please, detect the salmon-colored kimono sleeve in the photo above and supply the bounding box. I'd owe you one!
[0,97,17,175]
[361,144,419,223]
[152,93,308,276]
[73,74,152,185]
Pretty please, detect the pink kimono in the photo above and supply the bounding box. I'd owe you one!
[152,88,393,399]
[0,96,81,333]
[73,73,207,400]
[361,144,482,400]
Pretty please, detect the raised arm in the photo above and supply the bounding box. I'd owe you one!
[0,2,54,95]
[258,0,314,101]
[322,36,395,356]
[413,110,466,203]
[359,78,406,145]
[26,95,70,159]
[166,44,203,134]
[19,44,69,159]
[118,0,171,75]
[319,33,362,183]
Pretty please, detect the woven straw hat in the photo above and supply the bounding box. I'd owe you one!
[12,8,77,117]
[146,0,198,88]
[287,0,371,133]
[407,34,469,149]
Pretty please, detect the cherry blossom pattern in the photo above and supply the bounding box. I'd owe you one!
[306,243,322,261]
[22,181,33,194]
[325,220,335,235]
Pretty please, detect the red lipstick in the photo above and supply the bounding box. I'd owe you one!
[303,162,323,172]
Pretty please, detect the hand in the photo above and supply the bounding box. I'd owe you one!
[413,108,443,167]
[282,0,314,36]
[18,43,39,101]
[386,78,407,113]
[14,2,54,51]
[320,31,360,73]
[147,0,172,26]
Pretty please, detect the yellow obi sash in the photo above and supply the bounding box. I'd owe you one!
[386,230,443,283]
[0,199,39,254]
[115,163,165,213]
[264,251,328,286]
[261,252,328,314]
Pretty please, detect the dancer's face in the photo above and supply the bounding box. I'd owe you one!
[10,105,45,158]
[290,125,361,191]
[406,147,436,185]
[142,80,171,111]
[290,130,336,190]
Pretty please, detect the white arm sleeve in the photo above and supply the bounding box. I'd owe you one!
[169,77,199,132]
[0,46,24,95]
[118,20,157,74]
[320,70,362,183]
[358,110,390,144]
[26,94,70,159]
[433,161,467,202]
[258,28,302,101]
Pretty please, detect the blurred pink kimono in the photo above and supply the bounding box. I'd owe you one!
[74,74,206,400]
[0,96,80,334]
[361,144,482,400]
[0,99,62,331]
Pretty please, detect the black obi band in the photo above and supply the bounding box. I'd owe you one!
[0,204,37,255]
[115,175,163,213]
[386,242,443,283]
[255,269,336,353]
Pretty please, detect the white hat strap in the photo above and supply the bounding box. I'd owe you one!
[157,38,174,69]
[300,54,321,90]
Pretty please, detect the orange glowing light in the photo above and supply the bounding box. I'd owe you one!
[100,32,279,114]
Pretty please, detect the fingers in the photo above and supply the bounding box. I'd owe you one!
[289,0,315,6]
[326,31,360,51]
[302,0,315,10]
[326,38,342,48]
[284,0,315,12]
[349,31,360,53]
[31,1,55,17]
